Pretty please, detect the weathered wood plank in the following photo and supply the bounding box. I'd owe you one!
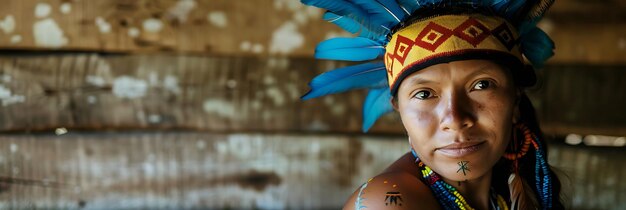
[0,0,335,55]
[0,133,623,209]
[0,0,623,64]
[0,133,408,209]
[0,54,625,135]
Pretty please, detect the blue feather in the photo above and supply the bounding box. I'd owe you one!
[323,12,361,34]
[490,0,510,12]
[301,0,369,20]
[397,0,421,13]
[520,26,554,68]
[315,37,385,61]
[362,87,393,132]
[323,12,378,38]
[374,0,410,16]
[504,0,526,18]
[419,0,443,6]
[352,0,405,26]
[302,62,388,100]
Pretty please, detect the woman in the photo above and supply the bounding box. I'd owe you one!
[301,0,564,209]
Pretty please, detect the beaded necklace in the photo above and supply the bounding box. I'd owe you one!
[414,157,509,210]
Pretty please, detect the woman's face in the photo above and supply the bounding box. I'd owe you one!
[395,60,517,182]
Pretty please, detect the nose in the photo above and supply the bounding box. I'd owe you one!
[439,91,476,132]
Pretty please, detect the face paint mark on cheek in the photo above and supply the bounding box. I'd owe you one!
[457,161,471,176]
[384,191,403,206]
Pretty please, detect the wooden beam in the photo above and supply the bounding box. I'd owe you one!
[0,133,407,209]
[0,0,623,64]
[0,133,623,209]
[0,54,624,136]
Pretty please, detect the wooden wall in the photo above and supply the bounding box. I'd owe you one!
[0,0,624,209]
[0,134,624,209]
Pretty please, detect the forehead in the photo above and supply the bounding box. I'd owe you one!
[401,60,509,84]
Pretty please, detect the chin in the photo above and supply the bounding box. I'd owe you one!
[430,149,500,182]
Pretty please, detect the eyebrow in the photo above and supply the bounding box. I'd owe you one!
[405,77,439,86]
[463,64,504,80]
[404,63,503,86]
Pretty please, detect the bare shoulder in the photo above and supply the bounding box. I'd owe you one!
[342,172,441,210]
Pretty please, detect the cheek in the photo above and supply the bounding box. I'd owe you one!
[474,92,515,151]
[399,105,439,156]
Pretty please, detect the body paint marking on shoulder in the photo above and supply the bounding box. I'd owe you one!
[355,178,373,210]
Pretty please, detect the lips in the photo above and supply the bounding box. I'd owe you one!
[435,141,486,158]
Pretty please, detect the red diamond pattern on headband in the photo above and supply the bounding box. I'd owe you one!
[492,23,517,51]
[386,34,416,74]
[414,22,453,52]
[391,35,415,64]
[454,18,491,47]
[386,18,520,70]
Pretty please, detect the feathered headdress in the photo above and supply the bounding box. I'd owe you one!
[300,0,555,132]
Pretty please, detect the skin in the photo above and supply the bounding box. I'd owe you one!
[343,60,519,210]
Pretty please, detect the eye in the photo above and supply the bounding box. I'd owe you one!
[472,80,492,90]
[413,90,434,100]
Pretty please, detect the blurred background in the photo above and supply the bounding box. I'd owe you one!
[0,0,624,209]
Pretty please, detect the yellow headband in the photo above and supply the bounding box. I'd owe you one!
[385,14,523,94]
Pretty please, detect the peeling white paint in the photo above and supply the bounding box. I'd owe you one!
[163,75,181,94]
[143,18,163,33]
[323,96,334,105]
[33,18,69,47]
[304,6,322,19]
[0,15,15,34]
[142,162,155,176]
[196,140,206,149]
[274,0,304,11]
[35,3,52,18]
[216,134,263,158]
[87,95,97,104]
[148,72,159,86]
[1,75,11,83]
[55,127,68,135]
[275,0,321,25]
[9,144,17,153]
[112,76,148,99]
[293,11,309,25]
[331,104,346,115]
[0,85,25,106]
[285,83,300,100]
[263,75,276,85]
[269,21,304,54]
[95,17,112,34]
[10,35,21,44]
[252,43,264,54]
[202,99,236,118]
[266,57,290,69]
[207,11,227,28]
[226,79,237,89]
[168,0,196,23]
[86,75,106,87]
[148,114,161,123]
[266,87,285,106]
[60,2,71,14]
[240,41,251,51]
[128,27,140,37]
